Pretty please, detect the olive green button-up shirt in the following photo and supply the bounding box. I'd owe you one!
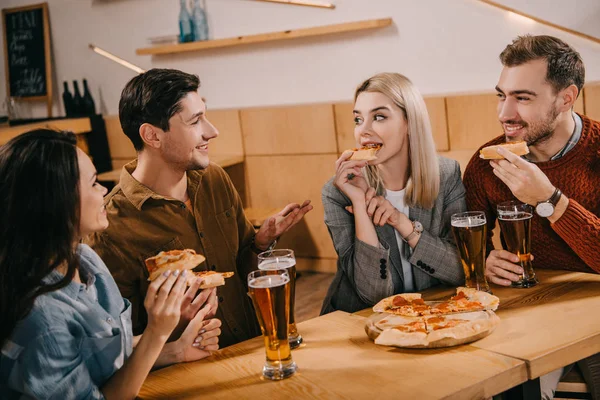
[86,160,261,347]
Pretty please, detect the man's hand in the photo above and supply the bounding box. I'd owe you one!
[169,283,216,342]
[490,147,555,205]
[485,249,525,286]
[254,200,313,250]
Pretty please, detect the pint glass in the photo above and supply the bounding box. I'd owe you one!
[248,269,297,380]
[497,201,538,288]
[258,249,302,349]
[451,211,490,293]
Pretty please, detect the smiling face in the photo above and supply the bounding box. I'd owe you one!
[158,91,219,171]
[77,148,108,237]
[353,91,409,167]
[496,59,562,146]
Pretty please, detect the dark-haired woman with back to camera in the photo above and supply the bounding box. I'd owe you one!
[0,129,221,399]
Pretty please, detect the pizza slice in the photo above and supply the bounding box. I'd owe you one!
[348,143,382,161]
[145,249,235,288]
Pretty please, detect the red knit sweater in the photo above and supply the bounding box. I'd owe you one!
[464,114,600,274]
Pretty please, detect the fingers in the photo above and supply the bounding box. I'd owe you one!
[182,277,200,305]
[165,270,189,309]
[335,150,355,170]
[207,289,218,317]
[345,205,354,214]
[378,208,395,227]
[278,203,300,217]
[485,250,523,286]
[372,202,387,225]
[367,196,384,217]
[191,287,212,307]
[145,270,172,308]
[155,269,181,305]
[496,146,530,169]
[365,187,376,204]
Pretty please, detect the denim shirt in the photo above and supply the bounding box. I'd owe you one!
[0,244,133,399]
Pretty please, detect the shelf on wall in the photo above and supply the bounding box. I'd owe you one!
[136,18,393,56]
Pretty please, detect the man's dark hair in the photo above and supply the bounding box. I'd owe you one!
[119,68,200,151]
[499,35,585,96]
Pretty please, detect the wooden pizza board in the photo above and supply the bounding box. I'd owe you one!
[365,310,500,349]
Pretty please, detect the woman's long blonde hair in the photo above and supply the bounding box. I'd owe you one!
[355,72,440,209]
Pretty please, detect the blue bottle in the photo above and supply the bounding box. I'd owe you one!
[191,0,209,41]
[178,0,194,43]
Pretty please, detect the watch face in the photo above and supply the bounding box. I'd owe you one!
[414,221,424,233]
[536,202,554,218]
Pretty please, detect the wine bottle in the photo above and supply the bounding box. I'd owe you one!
[62,81,74,117]
[82,79,97,116]
[72,80,83,117]
[179,0,194,43]
[191,0,209,41]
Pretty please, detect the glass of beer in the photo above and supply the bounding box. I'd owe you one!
[497,201,538,288]
[248,269,297,380]
[257,249,302,349]
[451,211,490,293]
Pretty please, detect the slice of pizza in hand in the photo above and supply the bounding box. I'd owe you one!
[479,140,529,160]
[195,270,235,289]
[348,143,382,161]
[145,249,206,282]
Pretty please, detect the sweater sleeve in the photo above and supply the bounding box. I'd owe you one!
[551,199,600,273]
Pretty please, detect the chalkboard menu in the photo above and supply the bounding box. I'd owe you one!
[2,2,53,114]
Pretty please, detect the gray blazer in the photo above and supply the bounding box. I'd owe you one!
[321,156,466,314]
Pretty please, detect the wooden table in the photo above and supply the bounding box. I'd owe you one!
[140,311,526,399]
[97,154,244,182]
[356,269,600,397]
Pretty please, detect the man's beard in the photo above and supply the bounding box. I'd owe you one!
[506,105,560,146]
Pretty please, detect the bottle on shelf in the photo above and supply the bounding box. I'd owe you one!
[62,81,74,117]
[179,0,195,43]
[72,80,84,117]
[191,0,209,41]
[82,79,97,116]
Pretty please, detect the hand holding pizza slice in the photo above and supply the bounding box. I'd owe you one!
[145,249,234,289]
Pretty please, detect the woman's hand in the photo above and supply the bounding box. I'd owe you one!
[346,188,406,228]
[333,151,369,205]
[143,270,188,340]
[175,304,222,363]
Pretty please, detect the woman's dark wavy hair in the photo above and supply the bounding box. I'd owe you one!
[0,129,81,346]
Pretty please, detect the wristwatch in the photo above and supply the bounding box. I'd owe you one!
[535,187,562,218]
[402,220,423,242]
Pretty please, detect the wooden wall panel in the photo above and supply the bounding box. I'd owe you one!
[584,85,600,121]
[240,104,337,155]
[333,98,449,153]
[425,96,449,151]
[245,154,337,259]
[207,109,244,156]
[446,93,502,150]
[333,102,355,154]
[104,115,136,160]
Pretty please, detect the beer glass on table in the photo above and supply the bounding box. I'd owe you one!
[258,249,302,349]
[248,269,297,380]
[451,211,491,293]
[497,201,538,288]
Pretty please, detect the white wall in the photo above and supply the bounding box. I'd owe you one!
[2,0,600,119]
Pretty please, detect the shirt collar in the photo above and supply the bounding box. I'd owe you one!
[118,159,206,211]
[41,245,98,300]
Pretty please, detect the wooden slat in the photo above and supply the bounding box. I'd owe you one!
[137,18,393,56]
[0,117,91,145]
[104,115,136,159]
[207,109,244,157]
[140,311,527,400]
[245,154,337,258]
[241,104,337,155]
[446,93,501,150]
[333,97,449,153]
[574,91,585,115]
[584,85,600,121]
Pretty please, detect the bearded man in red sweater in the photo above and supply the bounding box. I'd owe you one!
[464,35,600,399]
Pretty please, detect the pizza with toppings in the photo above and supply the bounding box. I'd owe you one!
[145,249,234,288]
[372,287,499,317]
[366,310,500,348]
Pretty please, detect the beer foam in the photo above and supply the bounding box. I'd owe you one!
[249,274,290,289]
[498,212,533,221]
[451,217,486,228]
[258,259,296,270]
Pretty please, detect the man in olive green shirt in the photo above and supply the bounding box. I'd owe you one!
[87,69,312,346]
